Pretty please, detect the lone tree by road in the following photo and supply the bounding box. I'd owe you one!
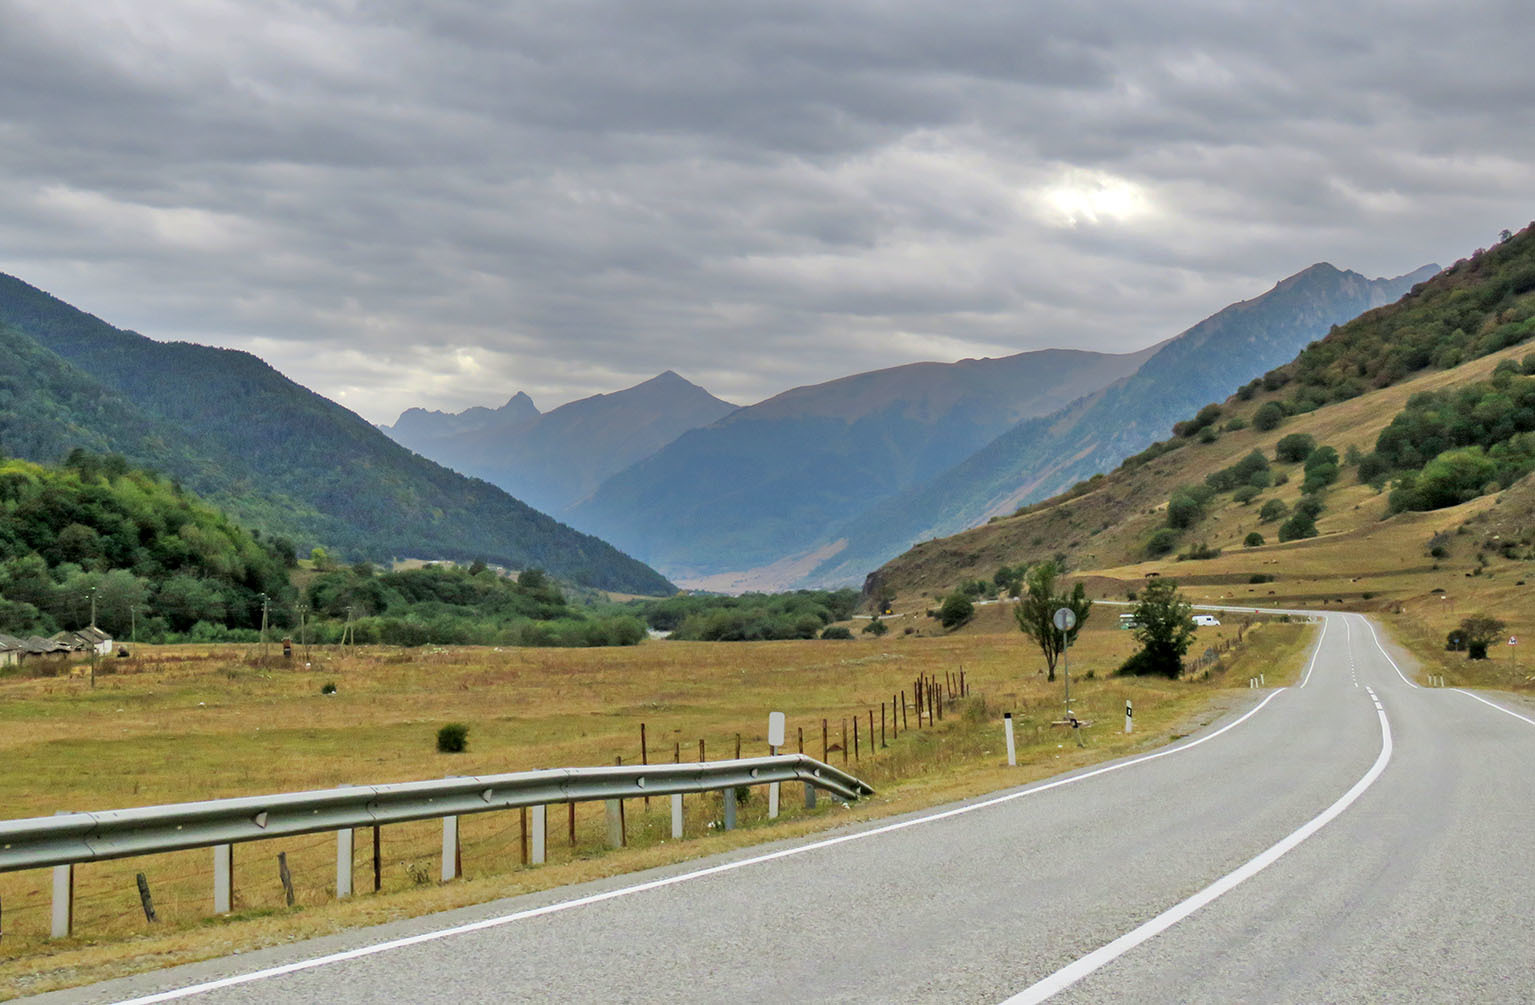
[1118,578,1195,678]
[1014,560,1091,681]
[1457,615,1507,659]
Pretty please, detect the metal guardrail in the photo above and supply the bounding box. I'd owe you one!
[0,754,874,873]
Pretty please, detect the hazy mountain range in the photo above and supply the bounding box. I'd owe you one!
[382,372,737,516]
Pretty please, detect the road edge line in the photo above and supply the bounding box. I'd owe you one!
[1001,686,1393,1005]
[107,692,1288,1004]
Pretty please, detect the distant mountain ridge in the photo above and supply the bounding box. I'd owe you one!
[383,371,737,515]
[803,261,1441,587]
[568,345,1162,581]
[0,273,675,595]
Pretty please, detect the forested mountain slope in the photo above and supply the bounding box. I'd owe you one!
[0,275,674,594]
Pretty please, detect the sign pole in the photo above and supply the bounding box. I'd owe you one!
[1053,607,1078,716]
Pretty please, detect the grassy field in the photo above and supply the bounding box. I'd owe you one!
[0,612,1311,996]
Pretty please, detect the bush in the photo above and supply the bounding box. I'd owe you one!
[1244,532,1265,547]
[1259,499,1288,523]
[937,593,974,629]
[1177,542,1222,561]
[321,682,337,695]
[820,625,854,640]
[1275,433,1317,463]
[436,723,469,753]
[1232,484,1261,505]
[1253,401,1285,431]
[1146,528,1179,557]
[862,618,889,637]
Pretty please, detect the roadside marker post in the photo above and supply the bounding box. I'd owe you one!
[767,711,785,819]
[1053,607,1078,716]
[1125,700,1133,734]
[1003,712,1017,766]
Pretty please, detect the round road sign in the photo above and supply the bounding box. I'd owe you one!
[1053,607,1078,632]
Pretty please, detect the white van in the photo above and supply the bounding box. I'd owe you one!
[1192,614,1221,627]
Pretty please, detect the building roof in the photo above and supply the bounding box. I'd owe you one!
[22,636,70,654]
[0,633,22,651]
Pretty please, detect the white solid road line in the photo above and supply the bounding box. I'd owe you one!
[1357,614,1419,689]
[1298,614,1330,688]
[1453,688,1535,727]
[1002,685,1394,1005]
[108,690,1289,1005]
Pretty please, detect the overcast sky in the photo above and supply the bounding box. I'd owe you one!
[3,1,1532,423]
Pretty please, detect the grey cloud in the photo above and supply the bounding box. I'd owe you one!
[1,1,1532,422]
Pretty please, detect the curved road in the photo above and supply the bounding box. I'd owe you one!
[31,612,1535,1003]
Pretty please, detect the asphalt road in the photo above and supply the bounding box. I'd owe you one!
[30,612,1535,1004]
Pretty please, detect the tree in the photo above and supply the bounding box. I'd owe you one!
[1278,510,1318,542]
[1119,578,1195,678]
[937,592,974,630]
[1244,532,1265,547]
[1457,615,1507,659]
[1275,433,1317,463]
[1253,401,1285,431]
[1013,561,1091,682]
[1259,498,1288,523]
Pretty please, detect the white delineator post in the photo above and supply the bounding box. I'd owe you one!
[670,793,684,839]
[767,711,786,820]
[1003,712,1017,766]
[1125,699,1133,734]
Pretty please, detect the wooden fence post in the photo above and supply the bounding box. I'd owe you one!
[278,851,296,905]
[136,873,158,923]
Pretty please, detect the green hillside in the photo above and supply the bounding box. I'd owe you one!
[0,275,674,595]
[870,223,1535,607]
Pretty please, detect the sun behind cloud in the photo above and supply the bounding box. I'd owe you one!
[1036,169,1155,228]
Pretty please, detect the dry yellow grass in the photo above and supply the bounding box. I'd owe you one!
[0,613,1309,997]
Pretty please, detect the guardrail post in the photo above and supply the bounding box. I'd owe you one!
[441,815,459,882]
[605,800,623,849]
[670,793,683,839]
[531,805,547,865]
[804,782,816,809]
[213,843,232,913]
[723,789,737,830]
[336,829,353,899]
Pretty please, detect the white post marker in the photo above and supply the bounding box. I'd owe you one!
[767,711,785,819]
[670,793,684,839]
[1125,700,1133,734]
[1003,712,1017,766]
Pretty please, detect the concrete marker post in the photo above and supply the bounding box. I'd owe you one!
[213,843,233,913]
[670,793,684,839]
[336,828,354,899]
[1003,712,1017,766]
[723,789,737,831]
[605,800,623,848]
[440,815,460,882]
[531,805,547,864]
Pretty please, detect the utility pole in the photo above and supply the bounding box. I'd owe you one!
[130,604,137,645]
[87,586,98,689]
[297,603,309,665]
[259,593,270,663]
[343,605,355,653]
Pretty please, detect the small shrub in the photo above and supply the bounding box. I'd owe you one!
[436,722,470,753]
[1259,499,1288,523]
[820,625,854,640]
[1233,484,1261,505]
[1278,511,1318,542]
[1248,573,1275,583]
[1244,532,1265,547]
[937,593,974,630]
[862,618,889,636]
[321,682,337,695]
[1146,528,1179,557]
